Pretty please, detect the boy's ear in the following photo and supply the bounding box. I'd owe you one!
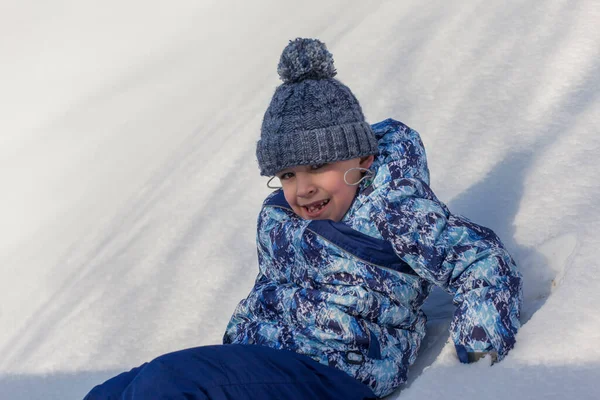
[360,155,375,169]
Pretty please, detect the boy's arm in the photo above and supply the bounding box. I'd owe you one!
[232,202,315,319]
[372,177,522,363]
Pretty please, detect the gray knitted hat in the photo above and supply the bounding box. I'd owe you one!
[256,38,379,176]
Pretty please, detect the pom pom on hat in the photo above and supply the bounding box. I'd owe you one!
[277,38,337,83]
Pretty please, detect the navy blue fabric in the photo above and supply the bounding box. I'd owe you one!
[455,344,470,364]
[84,344,376,400]
[266,190,415,275]
[367,330,381,360]
[263,189,291,208]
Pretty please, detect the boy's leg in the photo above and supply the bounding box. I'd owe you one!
[84,363,147,400]
[84,344,376,400]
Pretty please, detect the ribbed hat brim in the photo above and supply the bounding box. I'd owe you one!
[256,121,379,176]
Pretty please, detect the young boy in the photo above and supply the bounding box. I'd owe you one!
[85,38,521,400]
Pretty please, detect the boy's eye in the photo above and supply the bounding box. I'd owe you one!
[278,172,294,180]
[310,163,327,171]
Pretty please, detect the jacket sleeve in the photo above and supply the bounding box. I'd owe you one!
[223,205,300,344]
[225,202,324,333]
[371,177,522,362]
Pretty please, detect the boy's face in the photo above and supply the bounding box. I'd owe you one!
[276,156,374,222]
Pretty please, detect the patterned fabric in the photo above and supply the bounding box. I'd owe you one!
[224,118,522,397]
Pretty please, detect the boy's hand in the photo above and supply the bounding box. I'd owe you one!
[466,351,498,364]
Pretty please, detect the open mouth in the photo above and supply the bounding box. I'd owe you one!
[303,199,330,216]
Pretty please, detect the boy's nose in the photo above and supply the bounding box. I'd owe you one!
[295,174,316,197]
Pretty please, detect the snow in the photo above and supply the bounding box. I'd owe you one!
[1,0,599,399]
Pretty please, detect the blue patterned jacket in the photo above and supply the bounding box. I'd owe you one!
[223,119,522,397]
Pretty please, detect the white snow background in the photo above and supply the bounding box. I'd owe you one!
[1,0,599,399]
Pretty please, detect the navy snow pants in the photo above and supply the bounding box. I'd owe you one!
[84,344,376,399]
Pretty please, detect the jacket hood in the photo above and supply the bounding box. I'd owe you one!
[369,118,430,186]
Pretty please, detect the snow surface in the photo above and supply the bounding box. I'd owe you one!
[1,0,599,399]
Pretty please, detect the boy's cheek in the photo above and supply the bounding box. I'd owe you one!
[281,188,304,217]
[282,187,294,206]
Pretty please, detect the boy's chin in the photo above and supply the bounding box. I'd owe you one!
[301,212,342,222]
[291,204,343,222]
[294,210,333,221]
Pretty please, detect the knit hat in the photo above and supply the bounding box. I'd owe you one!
[256,38,379,176]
